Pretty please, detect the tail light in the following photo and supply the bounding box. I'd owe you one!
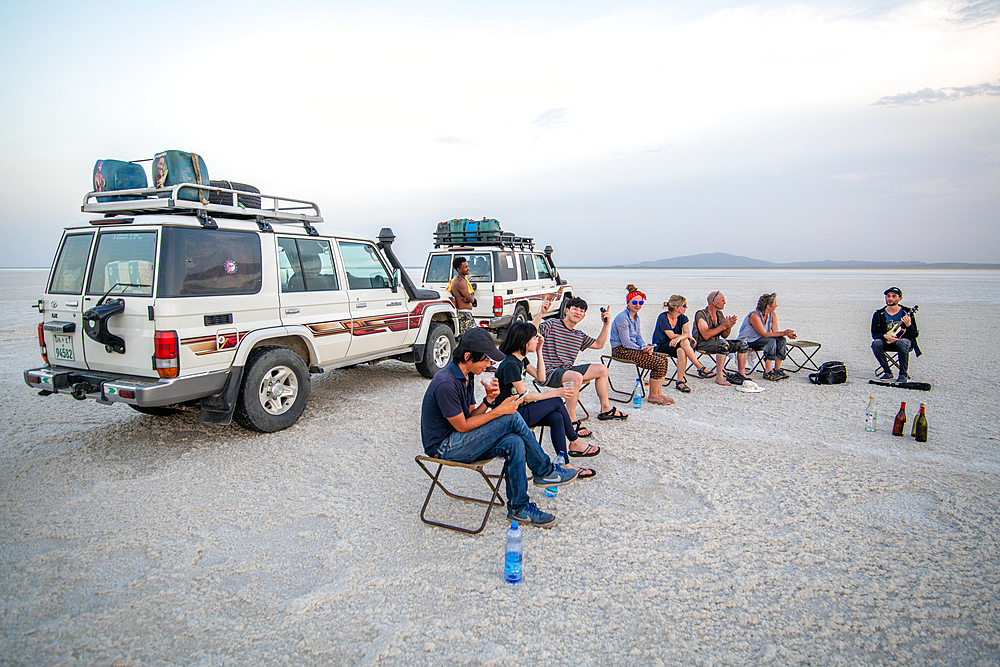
[493,296,503,317]
[154,330,179,378]
[38,323,48,364]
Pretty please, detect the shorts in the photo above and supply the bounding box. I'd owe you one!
[545,364,592,387]
[695,338,749,355]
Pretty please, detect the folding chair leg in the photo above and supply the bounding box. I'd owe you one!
[416,458,507,535]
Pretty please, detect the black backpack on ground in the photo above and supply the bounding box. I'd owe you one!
[809,361,847,385]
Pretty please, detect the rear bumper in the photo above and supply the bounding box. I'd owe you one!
[24,366,230,407]
[481,315,511,330]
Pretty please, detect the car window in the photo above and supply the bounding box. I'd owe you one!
[49,232,94,294]
[279,238,340,292]
[157,228,262,297]
[533,255,553,280]
[466,253,492,282]
[86,231,157,296]
[425,255,452,282]
[339,241,392,290]
[519,253,536,280]
[495,252,517,282]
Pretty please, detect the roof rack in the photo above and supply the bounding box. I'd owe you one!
[433,230,534,251]
[82,183,323,233]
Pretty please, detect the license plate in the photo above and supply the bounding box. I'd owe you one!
[52,334,74,362]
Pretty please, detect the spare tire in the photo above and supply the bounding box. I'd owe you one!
[209,180,261,209]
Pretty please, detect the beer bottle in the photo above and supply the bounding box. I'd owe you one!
[915,403,928,443]
[892,401,906,436]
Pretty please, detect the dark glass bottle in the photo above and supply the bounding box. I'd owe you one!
[915,403,928,443]
[892,401,906,436]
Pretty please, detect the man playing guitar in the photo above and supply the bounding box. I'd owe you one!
[871,286,921,382]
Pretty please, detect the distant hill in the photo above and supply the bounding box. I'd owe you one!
[618,253,1000,269]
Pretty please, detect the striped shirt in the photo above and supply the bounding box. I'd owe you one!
[538,318,596,380]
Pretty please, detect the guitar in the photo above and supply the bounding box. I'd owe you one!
[886,305,918,339]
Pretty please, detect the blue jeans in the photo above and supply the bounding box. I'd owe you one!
[873,338,913,377]
[435,413,552,513]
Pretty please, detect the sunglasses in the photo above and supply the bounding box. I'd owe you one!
[630,299,644,306]
[681,304,688,308]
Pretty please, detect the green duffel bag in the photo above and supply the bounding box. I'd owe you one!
[152,150,210,203]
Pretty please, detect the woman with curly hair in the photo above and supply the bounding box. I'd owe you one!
[609,285,674,405]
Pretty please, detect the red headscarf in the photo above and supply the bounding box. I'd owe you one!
[627,289,646,303]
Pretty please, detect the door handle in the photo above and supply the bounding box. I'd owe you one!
[356,303,367,308]
[284,308,300,314]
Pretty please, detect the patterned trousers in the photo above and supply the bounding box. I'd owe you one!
[611,346,671,380]
[457,310,476,336]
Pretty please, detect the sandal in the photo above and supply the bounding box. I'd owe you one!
[572,421,593,438]
[696,367,714,379]
[574,467,597,480]
[763,370,782,382]
[675,381,691,393]
[647,395,675,405]
[568,443,601,457]
[598,407,629,421]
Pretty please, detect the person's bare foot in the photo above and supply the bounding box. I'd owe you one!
[647,395,674,405]
[715,378,732,386]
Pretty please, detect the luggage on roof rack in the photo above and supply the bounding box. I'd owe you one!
[93,159,147,202]
[152,150,210,203]
[433,218,534,249]
[208,180,261,209]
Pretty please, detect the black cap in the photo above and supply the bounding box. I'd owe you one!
[459,327,505,362]
[884,287,902,296]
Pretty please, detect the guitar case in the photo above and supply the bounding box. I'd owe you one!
[869,380,932,391]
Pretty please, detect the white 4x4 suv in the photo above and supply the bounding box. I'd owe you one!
[420,226,574,333]
[24,181,457,432]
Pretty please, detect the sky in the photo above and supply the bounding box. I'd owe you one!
[1,0,997,268]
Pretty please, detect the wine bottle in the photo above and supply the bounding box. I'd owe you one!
[892,401,906,436]
[865,396,877,432]
[915,403,928,443]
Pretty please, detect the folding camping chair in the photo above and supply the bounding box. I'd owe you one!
[873,350,908,380]
[601,354,650,403]
[785,340,822,373]
[414,455,506,535]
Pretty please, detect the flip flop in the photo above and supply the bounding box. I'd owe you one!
[675,381,691,393]
[572,420,593,438]
[568,443,601,458]
[598,407,629,421]
[574,467,597,480]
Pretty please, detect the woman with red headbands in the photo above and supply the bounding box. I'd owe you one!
[609,284,674,405]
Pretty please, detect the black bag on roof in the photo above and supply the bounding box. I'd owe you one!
[809,361,847,385]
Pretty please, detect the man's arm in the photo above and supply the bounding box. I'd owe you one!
[532,297,554,328]
[871,310,883,341]
[453,279,474,307]
[588,309,611,349]
[445,394,523,433]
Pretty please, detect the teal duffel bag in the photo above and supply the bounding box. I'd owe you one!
[93,159,147,202]
[152,150,210,203]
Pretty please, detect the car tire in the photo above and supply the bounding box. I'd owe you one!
[416,323,455,379]
[512,304,528,325]
[129,405,179,417]
[233,346,311,433]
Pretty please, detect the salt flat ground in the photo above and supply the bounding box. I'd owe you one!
[1,267,998,666]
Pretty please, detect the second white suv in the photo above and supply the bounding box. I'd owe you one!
[420,226,574,334]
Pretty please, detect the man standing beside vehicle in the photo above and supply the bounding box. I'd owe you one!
[450,256,475,337]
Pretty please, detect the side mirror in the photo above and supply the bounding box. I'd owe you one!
[392,268,401,292]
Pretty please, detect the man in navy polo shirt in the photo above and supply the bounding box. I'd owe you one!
[421,328,577,528]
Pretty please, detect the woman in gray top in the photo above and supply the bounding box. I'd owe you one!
[738,292,797,381]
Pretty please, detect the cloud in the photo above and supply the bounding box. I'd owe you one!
[532,108,568,130]
[872,80,1000,106]
[952,0,1000,26]
[436,136,470,145]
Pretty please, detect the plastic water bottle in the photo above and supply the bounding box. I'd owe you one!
[544,453,566,498]
[504,521,523,583]
[865,395,877,432]
[633,378,642,409]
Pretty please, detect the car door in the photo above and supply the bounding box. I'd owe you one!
[80,229,158,376]
[338,240,409,356]
[277,237,352,364]
[518,252,541,314]
[42,231,95,370]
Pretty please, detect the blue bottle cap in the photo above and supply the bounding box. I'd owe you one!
[510,521,518,529]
